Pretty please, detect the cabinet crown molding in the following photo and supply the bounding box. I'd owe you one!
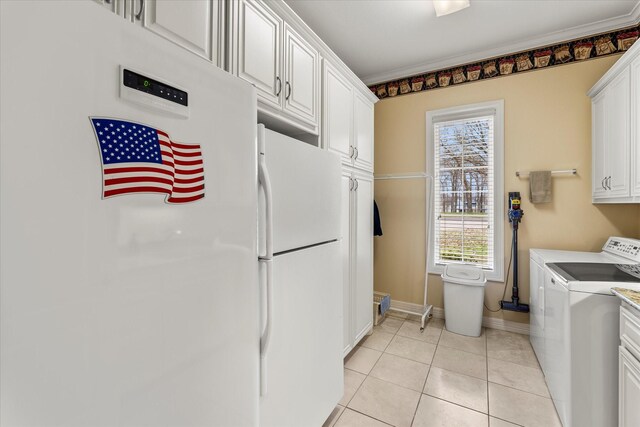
[589,38,640,97]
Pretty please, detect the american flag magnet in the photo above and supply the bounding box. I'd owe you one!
[89,117,204,204]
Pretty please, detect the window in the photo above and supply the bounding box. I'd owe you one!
[426,100,504,281]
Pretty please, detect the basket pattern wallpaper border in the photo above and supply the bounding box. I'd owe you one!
[368,25,639,99]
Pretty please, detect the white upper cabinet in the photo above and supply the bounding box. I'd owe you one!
[606,71,631,197]
[143,0,221,63]
[324,60,375,172]
[283,24,319,125]
[96,0,224,66]
[235,0,282,108]
[589,40,640,203]
[324,61,354,163]
[231,0,319,134]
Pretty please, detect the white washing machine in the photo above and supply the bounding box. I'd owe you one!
[530,237,640,427]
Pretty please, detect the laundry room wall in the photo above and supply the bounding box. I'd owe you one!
[373,53,640,324]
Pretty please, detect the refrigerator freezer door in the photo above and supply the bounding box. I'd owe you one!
[260,241,343,427]
[259,126,341,254]
[1,2,258,426]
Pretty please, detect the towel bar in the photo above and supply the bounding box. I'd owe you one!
[515,168,577,178]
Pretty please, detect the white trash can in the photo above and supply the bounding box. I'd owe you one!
[442,264,487,337]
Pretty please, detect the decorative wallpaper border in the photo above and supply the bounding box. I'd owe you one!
[369,25,639,99]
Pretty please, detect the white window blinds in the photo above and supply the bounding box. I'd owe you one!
[433,114,495,270]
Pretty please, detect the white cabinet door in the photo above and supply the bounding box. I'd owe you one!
[607,70,631,197]
[324,61,353,164]
[353,173,373,343]
[353,91,374,172]
[341,170,353,355]
[529,258,545,372]
[236,0,281,108]
[592,92,608,199]
[283,24,318,126]
[143,0,221,65]
[632,55,640,196]
[619,347,640,427]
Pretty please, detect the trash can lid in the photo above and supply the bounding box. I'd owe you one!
[441,264,487,287]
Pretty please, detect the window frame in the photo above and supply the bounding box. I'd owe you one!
[426,100,504,282]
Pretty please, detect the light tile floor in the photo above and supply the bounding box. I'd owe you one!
[323,313,561,427]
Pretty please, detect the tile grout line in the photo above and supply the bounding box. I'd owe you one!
[421,390,488,417]
[487,379,551,399]
[366,319,550,426]
[338,407,395,427]
[350,317,529,426]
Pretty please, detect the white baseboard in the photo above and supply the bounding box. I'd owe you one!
[389,300,530,335]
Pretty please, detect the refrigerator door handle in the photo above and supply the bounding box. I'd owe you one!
[257,125,274,396]
[259,258,273,396]
[258,128,274,260]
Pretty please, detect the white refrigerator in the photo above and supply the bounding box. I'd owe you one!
[257,125,343,427]
[1,2,260,426]
[2,2,345,426]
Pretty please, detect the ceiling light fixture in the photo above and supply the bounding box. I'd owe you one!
[433,0,470,17]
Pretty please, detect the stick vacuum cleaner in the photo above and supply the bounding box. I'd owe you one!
[500,192,530,313]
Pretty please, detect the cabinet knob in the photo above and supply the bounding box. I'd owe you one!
[354,147,359,160]
[354,179,359,191]
[349,146,354,158]
[607,176,612,190]
[285,81,291,100]
[602,177,606,190]
[349,178,354,191]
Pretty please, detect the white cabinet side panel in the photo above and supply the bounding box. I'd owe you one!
[632,55,640,196]
[529,258,545,371]
[353,91,374,172]
[592,92,608,199]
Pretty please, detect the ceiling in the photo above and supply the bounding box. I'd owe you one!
[285,0,640,85]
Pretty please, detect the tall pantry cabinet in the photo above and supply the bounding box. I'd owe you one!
[324,61,376,355]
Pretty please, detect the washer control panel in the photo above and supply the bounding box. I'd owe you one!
[603,237,640,263]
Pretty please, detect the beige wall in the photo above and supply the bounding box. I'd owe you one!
[374,55,640,324]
